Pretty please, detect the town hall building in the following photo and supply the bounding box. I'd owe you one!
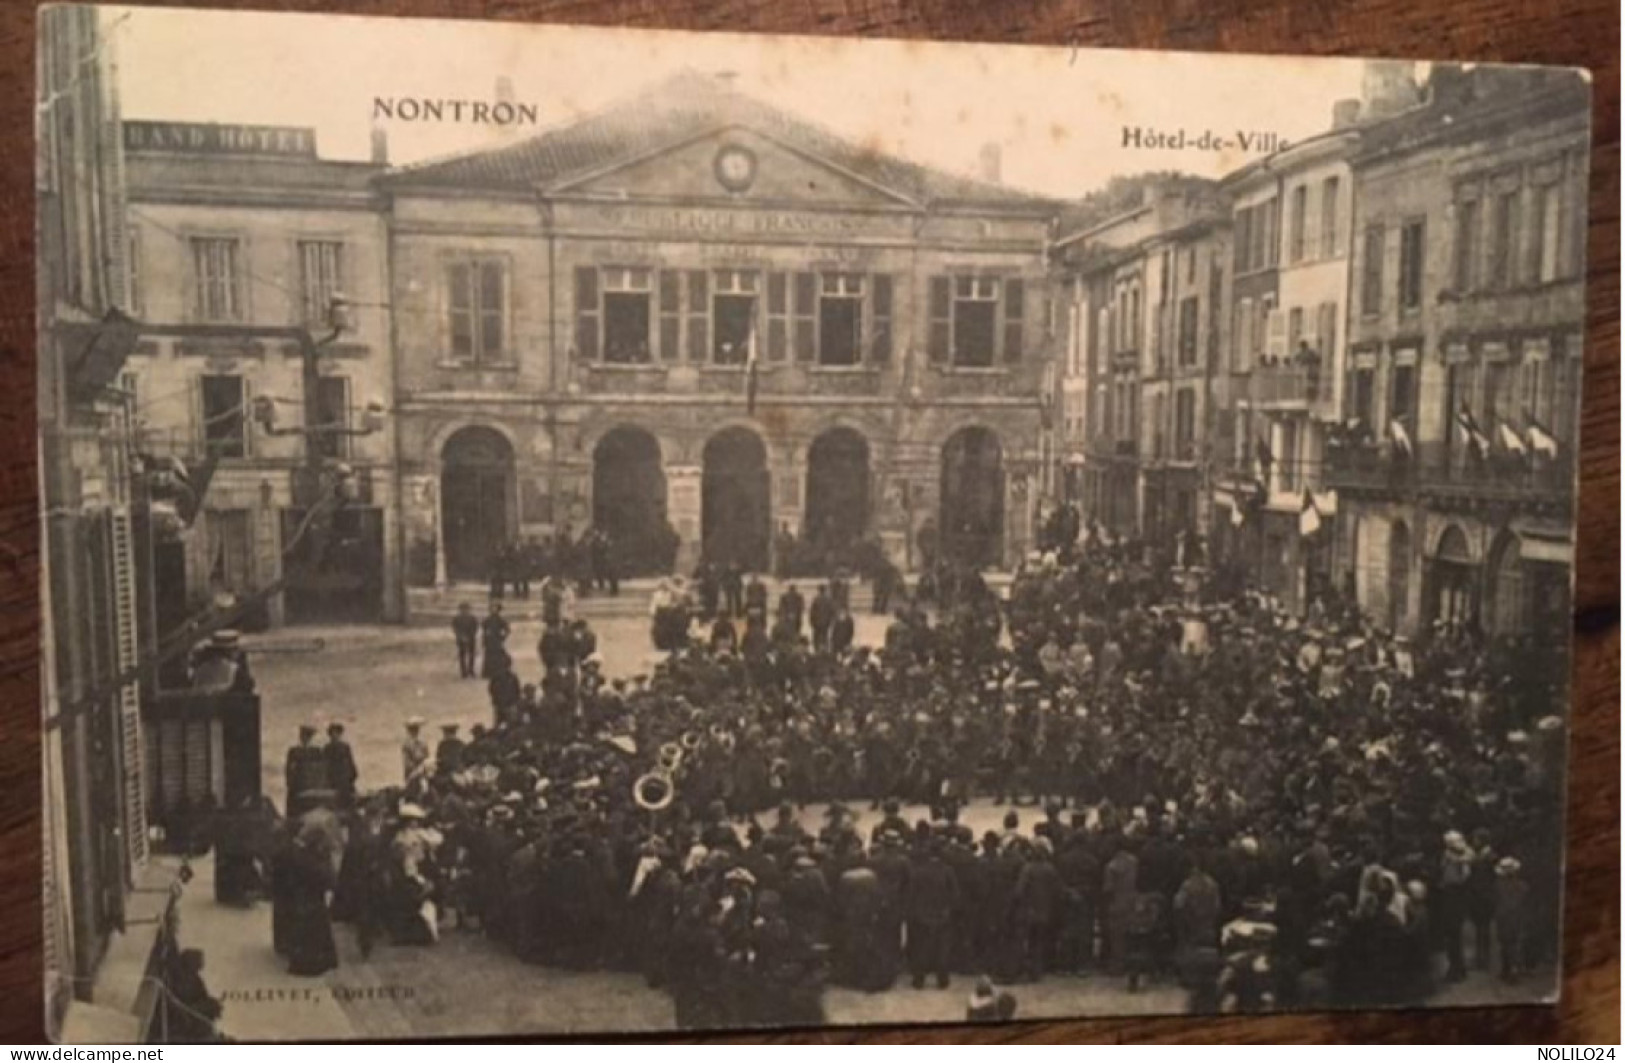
[378,71,1059,589]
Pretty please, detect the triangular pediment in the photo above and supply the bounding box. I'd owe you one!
[550,126,921,208]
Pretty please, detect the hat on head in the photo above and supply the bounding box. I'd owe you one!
[406,716,426,728]
[210,629,241,649]
[442,723,459,733]
[399,803,427,820]
[1495,856,1522,876]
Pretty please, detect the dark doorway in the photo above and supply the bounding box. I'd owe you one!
[803,428,870,569]
[442,426,513,582]
[940,426,1004,568]
[593,426,671,577]
[703,426,771,571]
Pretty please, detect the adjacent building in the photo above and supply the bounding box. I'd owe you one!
[38,5,148,1038]
[121,122,399,625]
[379,72,1057,590]
[1330,64,1588,638]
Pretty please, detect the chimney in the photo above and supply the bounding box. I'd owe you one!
[978,142,1002,184]
[1330,99,1362,129]
[1362,59,1421,119]
[369,125,389,165]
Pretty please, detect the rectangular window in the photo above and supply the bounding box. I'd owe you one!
[310,375,349,461]
[1235,209,1253,273]
[658,269,682,361]
[871,274,893,363]
[686,271,710,366]
[1489,188,1519,289]
[200,374,247,459]
[1484,360,1512,423]
[451,258,506,363]
[816,273,863,366]
[1288,184,1308,263]
[1003,277,1026,363]
[1288,306,1305,354]
[1361,224,1384,316]
[1320,177,1340,258]
[949,275,1000,367]
[205,509,254,597]
[603,267,653,364]
[190,237,242,321]
[1455,197,1481,291]
[1174,387,1196,459]
[1391,362,1417,427]
[1264,198,1281,266]
[1398,219,1425,311]
[1530,181,1563,284]
[791,272,816,363]
[297,240,344,328]
[1350,366,1375,427]
[765,272,790,362]
[1315,301,1337,365]
[1177,295,1199,366]
[712,269,759,364]
[572,266,599,363]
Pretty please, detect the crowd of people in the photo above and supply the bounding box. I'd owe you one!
[228,526,1565,1031]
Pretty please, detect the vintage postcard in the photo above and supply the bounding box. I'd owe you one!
[39,2,1590,1042]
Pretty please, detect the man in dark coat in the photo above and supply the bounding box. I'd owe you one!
[907,839,959,988]
[480,603,510,678]
[831,608,856,655]
[452,602,479,679]
[744,572,769,624]
[777,583,805,639]
[323,723,358,809]
[1013,839,1066,980]
[809,586,836,653]
[722,560,745,618]
[284,725,327,819]
[436,723,466,775]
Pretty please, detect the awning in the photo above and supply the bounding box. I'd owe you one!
[1511,518,1574,565]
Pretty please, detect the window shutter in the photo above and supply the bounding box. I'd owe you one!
[479,262,506,361]
[927,276,951,364]
[574,267,599,363]
[1003,277,1026,362]
[658,270,682,362]
[448,261,474,360]
[1317,301,1337,359]
[870,274,893,363]
[685,271,709,363]
[792,272,816,363]
[766,272,789,362]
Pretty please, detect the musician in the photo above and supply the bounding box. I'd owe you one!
[777,583,805,638]
[401,718,430,784]
[436,723,466,775]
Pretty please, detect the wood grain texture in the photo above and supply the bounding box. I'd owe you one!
[2,0,1616,1044]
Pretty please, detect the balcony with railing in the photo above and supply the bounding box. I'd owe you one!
[1247,364,1326,411]
[1325,439,1574,512]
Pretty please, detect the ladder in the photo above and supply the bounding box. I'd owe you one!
[109,509,148,869]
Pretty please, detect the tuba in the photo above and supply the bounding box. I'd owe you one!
[658,742,684,773]
[681,730,703,752]
[634,771,675,812]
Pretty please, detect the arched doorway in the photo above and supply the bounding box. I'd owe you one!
[1430,524,1474,628]
[1387,520,1411,632]
[803,428,870,571]
[1484,530,1526,637]
[442,426,514,582]
[593,426,671,577]
[940,426,1004,569]
[702,427,771,572]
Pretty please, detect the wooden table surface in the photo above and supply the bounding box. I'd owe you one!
[1,0,1616,1045]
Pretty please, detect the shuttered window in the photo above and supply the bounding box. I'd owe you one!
[871,274,893,363]
[766,272,790,362]
[1003,277,1026,363]
[658,269,682,361]
[574,266,599,363]
[792,272,817,362]
[685,271,709,364]
[927,276,952,364]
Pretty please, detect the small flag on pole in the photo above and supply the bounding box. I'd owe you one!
[1298,489,1322,538]
[745,317,759,416]
[1388,417,1413,457]
[1524,410,1560,458]
[1495,420,1528,456]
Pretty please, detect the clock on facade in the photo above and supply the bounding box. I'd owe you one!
[713,144,758,192]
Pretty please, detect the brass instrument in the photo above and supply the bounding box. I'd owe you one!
[634,771,675,812]
[681,730,702,752]
[658,742,684,773]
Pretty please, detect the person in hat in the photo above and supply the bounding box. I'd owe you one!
[451,602,479,679]
[436,723,466,776]
[965,974,1000,1021]
[401,718,430,784]
[905,837,958,989]
[1493,856,1529,982]
[1437,830,1475,981]
[284,724,328,819]
[480,602,510,678]
[324,722,358,809]
[831,606,856,655]
[808,583,835,653]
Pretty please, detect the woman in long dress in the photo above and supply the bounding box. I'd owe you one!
[283,835,339,976]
